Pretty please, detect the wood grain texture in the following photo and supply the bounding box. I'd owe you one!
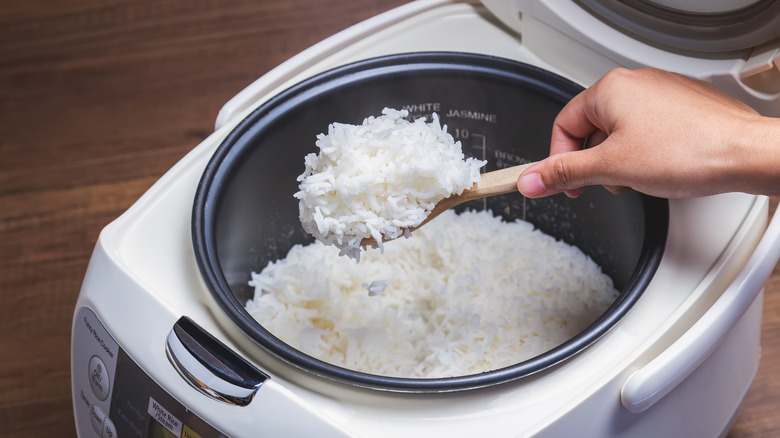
[0,1,777,436]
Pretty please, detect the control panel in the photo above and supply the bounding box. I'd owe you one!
[72,307,229,437]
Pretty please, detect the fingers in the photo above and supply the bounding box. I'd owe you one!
[517,148,601,198]
[541,91,611,197]
[549,89,604,157]
[527,68,657,198]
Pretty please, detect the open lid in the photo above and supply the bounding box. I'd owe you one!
[575,0,780,53]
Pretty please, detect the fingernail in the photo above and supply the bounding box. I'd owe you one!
[518,172,546,197]
[565,188,584,198]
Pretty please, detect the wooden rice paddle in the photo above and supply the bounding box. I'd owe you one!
[360,162,536,247]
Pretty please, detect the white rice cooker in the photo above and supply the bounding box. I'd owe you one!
[72,1,780,437]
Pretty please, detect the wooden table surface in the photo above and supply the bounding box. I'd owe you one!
[1,1,778,436]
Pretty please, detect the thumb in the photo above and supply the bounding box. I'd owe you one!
[517,151,598,198]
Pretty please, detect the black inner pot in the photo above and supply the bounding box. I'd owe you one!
[192,52,669,392]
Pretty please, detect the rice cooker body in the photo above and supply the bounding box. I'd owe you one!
[191,52,669,392]
[71,2,776,437]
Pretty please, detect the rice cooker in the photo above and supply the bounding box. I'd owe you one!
[71,1,780,437]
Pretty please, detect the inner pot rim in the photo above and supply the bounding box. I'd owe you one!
[192,51,670,393]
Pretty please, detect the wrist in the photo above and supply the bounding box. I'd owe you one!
[735,116,780,196]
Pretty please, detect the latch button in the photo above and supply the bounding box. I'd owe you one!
[165,316,269,406]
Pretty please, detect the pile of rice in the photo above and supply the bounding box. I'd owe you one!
[294,108,485,261]
[246,209,618,379]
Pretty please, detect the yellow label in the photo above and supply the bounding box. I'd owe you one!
[182,425,203,438]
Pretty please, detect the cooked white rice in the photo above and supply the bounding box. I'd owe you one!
[246,209,618,379]
[294,107,486,262]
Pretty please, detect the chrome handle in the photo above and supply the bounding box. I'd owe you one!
[166,316,269,406]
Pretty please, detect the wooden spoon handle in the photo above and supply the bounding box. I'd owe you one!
[420,161,536,225]
[469,161,536,199]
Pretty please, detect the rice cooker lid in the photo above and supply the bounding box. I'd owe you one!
[574,0,780,53]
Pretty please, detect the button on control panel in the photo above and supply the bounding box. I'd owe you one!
[89,355,110,401]
[90,404,117,438]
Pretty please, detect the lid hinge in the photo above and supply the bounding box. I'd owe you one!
[740,41,780,80]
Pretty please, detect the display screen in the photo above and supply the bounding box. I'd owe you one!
[109,348,227,438]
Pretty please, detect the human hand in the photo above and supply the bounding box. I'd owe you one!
[517,67,780,199]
